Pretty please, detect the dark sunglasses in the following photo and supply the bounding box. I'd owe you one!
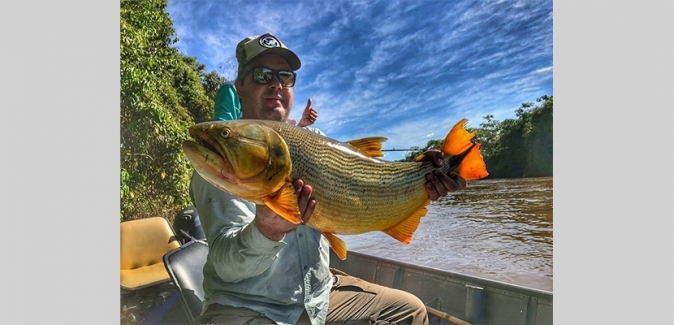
[249,66,296,88]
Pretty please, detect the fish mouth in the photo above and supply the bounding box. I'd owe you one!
[195,136,223,158]
[189,128,225,159]
[184,128,236,184]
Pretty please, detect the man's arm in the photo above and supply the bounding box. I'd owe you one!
[190,172,317,283]
[297,98,318,128]
[190,172,286,283]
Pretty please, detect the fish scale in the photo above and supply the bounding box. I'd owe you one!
[182,118,488,259]
[254,120,447,234]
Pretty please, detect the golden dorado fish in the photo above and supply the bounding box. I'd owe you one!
[182,119,488,260]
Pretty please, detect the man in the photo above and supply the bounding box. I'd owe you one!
[212,82,318,127]
[190,32,467,325]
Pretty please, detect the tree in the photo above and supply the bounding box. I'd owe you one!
[479,96,553,178]
[120,0,224,221]
[397,96,553,179]
[202,70,226,101]
[401,139,444,162]
[526,96,553,176]
[171,55,217,123]
[490,117,529,177]
[469,114,501,159]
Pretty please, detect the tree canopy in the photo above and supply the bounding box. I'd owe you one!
[120,0,225,221]
[402,96,553,179]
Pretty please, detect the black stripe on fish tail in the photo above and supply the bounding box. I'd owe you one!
[446,142,477,171]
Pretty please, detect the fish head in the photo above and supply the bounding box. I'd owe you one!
[182,121,292,202]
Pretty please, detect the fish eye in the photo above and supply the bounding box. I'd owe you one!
[220,129,231,138]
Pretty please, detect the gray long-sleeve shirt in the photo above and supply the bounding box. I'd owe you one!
[189,127,332,325]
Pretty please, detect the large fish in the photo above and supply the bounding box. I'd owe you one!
[182,119,488,260]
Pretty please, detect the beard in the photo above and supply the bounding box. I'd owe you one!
[257,93,291,121]
[240,89,293,121]
[257,105,288,122]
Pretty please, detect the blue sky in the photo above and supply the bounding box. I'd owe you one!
[166,0,552,161]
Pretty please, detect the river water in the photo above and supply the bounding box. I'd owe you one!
[342,177,553,292]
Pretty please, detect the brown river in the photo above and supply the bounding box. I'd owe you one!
[342,177,553,292]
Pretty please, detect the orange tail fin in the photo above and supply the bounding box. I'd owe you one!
[458,143,489,180]
[441,119,474,156]
[442,119,489,181]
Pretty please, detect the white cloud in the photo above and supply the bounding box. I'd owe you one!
[534,66,553,74]
[166,0,552,157]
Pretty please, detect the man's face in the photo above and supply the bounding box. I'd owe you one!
[235,53,294,122]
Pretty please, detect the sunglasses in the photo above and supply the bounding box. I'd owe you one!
[249,66,296,88]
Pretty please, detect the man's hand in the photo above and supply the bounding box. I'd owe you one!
[419,150,467,201]
[297,99,318,127]
[255,179,317,241]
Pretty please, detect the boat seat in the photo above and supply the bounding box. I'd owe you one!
[120,217,181,291]
[163,239,209,325]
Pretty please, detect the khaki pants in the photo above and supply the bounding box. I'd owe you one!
[198,274,429,325]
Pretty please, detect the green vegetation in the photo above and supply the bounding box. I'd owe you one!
[401,96,553,179]
[120,0,225,221]
[119,0,551,222]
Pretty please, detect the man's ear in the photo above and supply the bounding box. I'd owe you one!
[234,80,244,118]
[234,79,241,95]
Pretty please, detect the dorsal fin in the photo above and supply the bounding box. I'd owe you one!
[346,137,387,158]
[382,200,431,244]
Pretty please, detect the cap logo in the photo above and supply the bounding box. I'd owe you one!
[259,34,281,48]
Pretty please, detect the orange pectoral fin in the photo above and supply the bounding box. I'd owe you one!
[263,182,302,224]
[382,200,430,244]
[442,119,475,156]
[346,137,388,158]
[322,232,348,260]
[457,143,489,181]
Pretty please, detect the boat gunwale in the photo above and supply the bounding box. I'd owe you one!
[331,250,553,300]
